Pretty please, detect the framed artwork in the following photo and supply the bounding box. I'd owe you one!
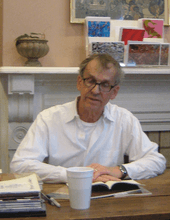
[90,41,125,63]
[70,0,169,26]
[125,41,161,66]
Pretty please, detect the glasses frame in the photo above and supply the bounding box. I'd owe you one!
[82,77,117,93]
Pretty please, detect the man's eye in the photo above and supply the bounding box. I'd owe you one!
[87,78,95,84]
[101,82,110,87]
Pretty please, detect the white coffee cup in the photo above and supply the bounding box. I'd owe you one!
[66,167,94,210]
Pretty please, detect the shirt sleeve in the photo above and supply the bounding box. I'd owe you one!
[122,115,166,180]
[10,113,67,183]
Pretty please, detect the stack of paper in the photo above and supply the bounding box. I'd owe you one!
[0,173,46,217]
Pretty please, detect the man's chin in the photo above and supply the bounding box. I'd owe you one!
[86,98,102,109]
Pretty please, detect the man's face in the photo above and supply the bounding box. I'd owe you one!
[77,59,120,112]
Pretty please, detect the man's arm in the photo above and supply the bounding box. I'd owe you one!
[89,163,122,182]
[10,114,67,183]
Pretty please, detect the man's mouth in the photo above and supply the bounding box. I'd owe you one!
[87,97,101,102]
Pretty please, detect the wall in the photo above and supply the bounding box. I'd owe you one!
[2,0,170,67]
[3,0,85,67]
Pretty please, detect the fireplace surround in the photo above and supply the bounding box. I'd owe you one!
[0,66,170,172]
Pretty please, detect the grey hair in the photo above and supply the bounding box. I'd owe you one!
[79,53,125,85]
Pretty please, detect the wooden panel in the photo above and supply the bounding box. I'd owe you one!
[0,76,9,172]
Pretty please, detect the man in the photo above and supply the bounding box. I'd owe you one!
[10,54,166,183]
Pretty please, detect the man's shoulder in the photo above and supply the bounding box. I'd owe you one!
[106,102,135,121]
[107,102,133,116]
[39,100,75,119]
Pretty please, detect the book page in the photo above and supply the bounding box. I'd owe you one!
[0,173,40,194]
[93,179,142,190]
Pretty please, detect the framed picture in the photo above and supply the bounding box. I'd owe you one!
[89,41,125,63]
[70,0,169,26]
[125,41,161,66]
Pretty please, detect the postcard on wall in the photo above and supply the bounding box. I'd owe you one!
[138,18,164,40]
[85,16,111,37]
[119,27,145,45]
[89,41,124,64]
[125,41,161,66]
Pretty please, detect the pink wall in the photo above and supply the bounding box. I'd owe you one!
[2,0,170,67]
[3,0,85,67]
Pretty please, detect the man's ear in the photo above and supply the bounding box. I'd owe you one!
[110,85,120,100]
[77,75,82,91]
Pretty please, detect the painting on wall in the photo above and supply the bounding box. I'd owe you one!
[90,41,124,63]
[70,0,169,26]
[125,41,161,66]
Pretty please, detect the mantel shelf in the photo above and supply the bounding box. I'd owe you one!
[0,66,170,75]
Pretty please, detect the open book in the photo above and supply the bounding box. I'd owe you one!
[92,179,141,191]
[47,179,151,200]
[91,179,152,199]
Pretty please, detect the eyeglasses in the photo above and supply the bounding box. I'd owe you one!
[82,77,117,92]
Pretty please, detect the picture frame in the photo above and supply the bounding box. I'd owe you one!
[70,0,169,26]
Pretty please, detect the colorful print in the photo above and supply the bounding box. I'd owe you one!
[88,21,110,37]
[91,42,124,63]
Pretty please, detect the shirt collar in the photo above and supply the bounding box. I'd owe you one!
[64,97,115,123]
[64,97,79,123]
[103,102,115,122]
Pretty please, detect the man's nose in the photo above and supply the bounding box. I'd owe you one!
[91,83,100,93]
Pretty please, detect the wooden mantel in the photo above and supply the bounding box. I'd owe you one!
[0,66,170,173]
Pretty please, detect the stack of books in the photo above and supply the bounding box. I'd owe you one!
[0,173,46,217]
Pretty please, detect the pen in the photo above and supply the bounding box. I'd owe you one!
[41,192,61,208]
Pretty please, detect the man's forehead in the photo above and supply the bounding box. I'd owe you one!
[84,59,116,77]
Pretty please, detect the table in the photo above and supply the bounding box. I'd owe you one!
[1,170,170,220]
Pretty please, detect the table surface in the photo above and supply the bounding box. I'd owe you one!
[1,170,170,220]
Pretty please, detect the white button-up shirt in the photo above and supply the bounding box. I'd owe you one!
[10,98,166,182]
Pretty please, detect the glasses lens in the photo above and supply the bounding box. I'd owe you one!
[100,82,111,92]
[84,78,95,87]
[83,78,113,92]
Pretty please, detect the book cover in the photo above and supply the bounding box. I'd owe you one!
[119,27,145,45]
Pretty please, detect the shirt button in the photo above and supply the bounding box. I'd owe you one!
[79,132,85,139]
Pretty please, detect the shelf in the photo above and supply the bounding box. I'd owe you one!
[0,66,170,75]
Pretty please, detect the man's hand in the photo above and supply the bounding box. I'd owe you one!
[88,163,122,182]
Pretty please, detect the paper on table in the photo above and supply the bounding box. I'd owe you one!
[0,173,40,194]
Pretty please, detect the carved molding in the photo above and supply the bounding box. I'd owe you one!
[8,94,33,122]
[8,123,31,150]
[8,74,34,122]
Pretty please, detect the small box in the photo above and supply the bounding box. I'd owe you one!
[125,41,161,66]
